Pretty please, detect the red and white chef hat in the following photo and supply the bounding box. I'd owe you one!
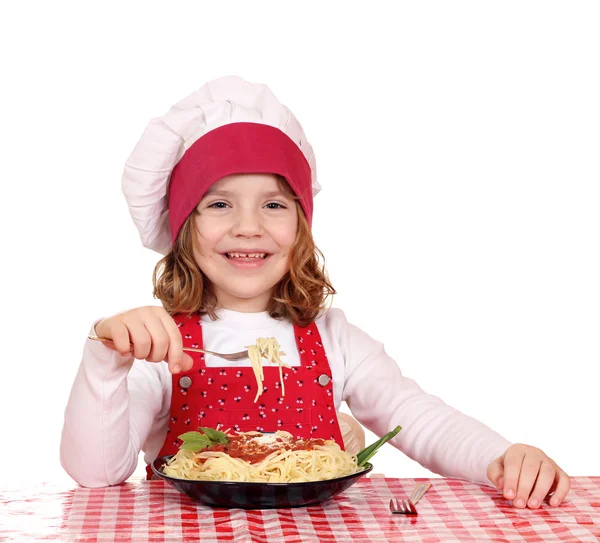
[121,75,320,255]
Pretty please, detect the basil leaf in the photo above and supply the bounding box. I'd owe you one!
[178,431,210,443]
[198,427,229,444]
[176,428,230,453]
[177,431,213,452]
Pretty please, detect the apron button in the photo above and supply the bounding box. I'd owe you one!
[317,374,331,386]
[179,376,192,389]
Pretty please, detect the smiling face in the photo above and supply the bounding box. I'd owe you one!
[192,173,299,312]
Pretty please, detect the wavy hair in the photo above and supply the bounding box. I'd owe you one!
[153,178,335,326]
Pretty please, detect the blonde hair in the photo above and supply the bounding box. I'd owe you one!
[153,179,335,326]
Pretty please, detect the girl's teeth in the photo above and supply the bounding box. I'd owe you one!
[227,253,266,259]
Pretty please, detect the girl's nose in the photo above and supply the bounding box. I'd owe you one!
[231,209,264,237]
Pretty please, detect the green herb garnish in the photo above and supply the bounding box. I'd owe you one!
[356,425,402,467]
[178,427,229,452]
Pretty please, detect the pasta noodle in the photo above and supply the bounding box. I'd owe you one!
[163,431,361,483]
[247,337,288,402]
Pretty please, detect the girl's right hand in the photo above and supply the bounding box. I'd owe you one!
[94,306,194,374]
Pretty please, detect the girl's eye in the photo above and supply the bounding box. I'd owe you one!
[265,202,286,209]
[208,201,229,209]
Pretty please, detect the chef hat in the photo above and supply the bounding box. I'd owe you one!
[121,75,321,255]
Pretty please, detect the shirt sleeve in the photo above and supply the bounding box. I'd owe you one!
[325,309,512,486]
[59,322,168,487]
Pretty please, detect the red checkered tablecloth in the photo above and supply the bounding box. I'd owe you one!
[2,477,600,542]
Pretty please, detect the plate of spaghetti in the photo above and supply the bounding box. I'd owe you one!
[151,426,401,508]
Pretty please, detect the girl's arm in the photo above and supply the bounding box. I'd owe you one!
[59,323,167,487]
[323,309,512,486]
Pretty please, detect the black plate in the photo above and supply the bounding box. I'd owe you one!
[151,455,373,509]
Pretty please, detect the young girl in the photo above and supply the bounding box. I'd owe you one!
[60,75,569,510]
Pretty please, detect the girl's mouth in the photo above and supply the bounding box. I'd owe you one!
[222,252,270,269]
[225,252,268,260]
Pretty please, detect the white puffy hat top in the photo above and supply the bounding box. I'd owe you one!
[122,75,320,254]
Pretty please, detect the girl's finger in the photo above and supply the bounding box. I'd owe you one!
[163,352,194,374]
[125,320,152,360]
[143,316,170,362]
[549,470,571,507]
[502,447,525,501]
[109,323,132,357]
[514,455,542,508]
[487,456,505,490]
[161,313,192,373]
[526,461,555,509]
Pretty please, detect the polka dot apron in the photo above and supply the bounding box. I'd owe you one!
[146,313,344,479]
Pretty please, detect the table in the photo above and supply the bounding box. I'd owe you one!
[2,477,600,542]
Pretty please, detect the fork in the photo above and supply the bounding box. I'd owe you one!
[88,335,285,362]
[389,498,417,515]
[389,483,431,515]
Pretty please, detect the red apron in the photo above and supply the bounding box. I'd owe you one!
[146,313,344,478]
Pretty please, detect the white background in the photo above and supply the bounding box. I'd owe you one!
[1,1,598,485]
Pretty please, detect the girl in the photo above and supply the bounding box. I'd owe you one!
[60,75,569,510]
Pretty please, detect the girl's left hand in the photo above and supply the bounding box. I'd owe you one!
[487,444,570,509]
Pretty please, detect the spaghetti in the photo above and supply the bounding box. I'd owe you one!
[163,431,361,483]
[247,337,288,402]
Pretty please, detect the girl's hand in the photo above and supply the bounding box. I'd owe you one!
[94,306,193,374]
[487,444,570,509]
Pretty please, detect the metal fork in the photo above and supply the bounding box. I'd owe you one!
[389,483,431,515]
[389,498,417,515]
[88,335,286,362]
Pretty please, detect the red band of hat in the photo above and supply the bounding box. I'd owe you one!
[169,122,313,243]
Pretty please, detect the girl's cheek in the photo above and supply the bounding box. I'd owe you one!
[272,224,297,246]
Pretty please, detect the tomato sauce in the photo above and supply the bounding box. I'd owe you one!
[201,434,326,464]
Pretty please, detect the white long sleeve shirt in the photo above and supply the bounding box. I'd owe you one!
[60,308,511,488]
